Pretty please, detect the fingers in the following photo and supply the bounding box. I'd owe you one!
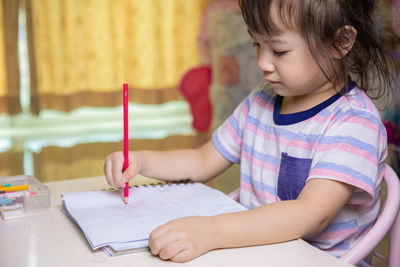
[111,152,125,187]
[149,225,191,262]
[159,241,189,262]
[104,151,135,187]
[171,249,192,263]
[104,152,120,187]
[150,237,193,263]
[122,161,139,184]
[149,224,173,255]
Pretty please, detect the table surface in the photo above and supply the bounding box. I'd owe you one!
[0,176,353,267]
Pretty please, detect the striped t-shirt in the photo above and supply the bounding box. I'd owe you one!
[212,82,387,259]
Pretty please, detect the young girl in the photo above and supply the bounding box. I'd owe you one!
[104,0,395,265]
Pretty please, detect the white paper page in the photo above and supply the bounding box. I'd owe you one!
[62,183,246,250]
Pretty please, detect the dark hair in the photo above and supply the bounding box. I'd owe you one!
[238,0,396,101]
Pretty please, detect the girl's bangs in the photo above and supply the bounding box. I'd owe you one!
[239,0,300,35]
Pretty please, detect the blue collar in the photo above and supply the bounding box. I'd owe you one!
[273,81,356,125]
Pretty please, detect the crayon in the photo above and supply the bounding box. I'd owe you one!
[0,197,13,205]
[1,208,25,220]
[0,191,36,198]
[0,203,23,211]
[0,184,28,192]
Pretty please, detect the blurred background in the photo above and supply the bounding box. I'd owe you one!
[0,0,207,180]
[0,0,398,190]
[0,0,265,194]
[0,1,399,265]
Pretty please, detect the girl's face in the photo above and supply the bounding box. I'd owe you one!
[249,10,338,107]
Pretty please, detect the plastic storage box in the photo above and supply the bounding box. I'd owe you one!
[0,175,51,220]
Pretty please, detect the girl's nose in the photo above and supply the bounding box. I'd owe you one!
[257,52,275,73]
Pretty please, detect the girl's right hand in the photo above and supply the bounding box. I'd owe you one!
[103,151,140,187]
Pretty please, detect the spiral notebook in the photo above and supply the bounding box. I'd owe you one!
[61,182,246,256]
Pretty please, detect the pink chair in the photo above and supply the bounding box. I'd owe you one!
[228,163,400,266]
[341,163,400,266]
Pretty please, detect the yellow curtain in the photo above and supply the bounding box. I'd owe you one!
[27,0,211,112]
[0,1,7,113]
[1,0,21,114]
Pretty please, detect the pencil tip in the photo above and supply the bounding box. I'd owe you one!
[124,197,128,204]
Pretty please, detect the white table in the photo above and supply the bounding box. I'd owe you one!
[0,176,353,267]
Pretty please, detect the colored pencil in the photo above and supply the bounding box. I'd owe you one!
[123,83,129,204]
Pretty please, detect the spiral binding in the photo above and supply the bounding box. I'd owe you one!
[133,179,194,188]
[101,179,194,191]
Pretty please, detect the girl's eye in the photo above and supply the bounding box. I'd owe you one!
[252,42,260,48]
[274,51,288,56]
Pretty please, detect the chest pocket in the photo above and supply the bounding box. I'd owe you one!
[277,152,312,201]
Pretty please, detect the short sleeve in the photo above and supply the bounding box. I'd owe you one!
[212,95,250,164]
[308,108,387,199]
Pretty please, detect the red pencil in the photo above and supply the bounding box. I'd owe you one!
[123,83,129,204]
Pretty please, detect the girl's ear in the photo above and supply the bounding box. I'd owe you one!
[332,25,357,59]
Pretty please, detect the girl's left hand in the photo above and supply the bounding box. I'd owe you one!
[148,216,218,263]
